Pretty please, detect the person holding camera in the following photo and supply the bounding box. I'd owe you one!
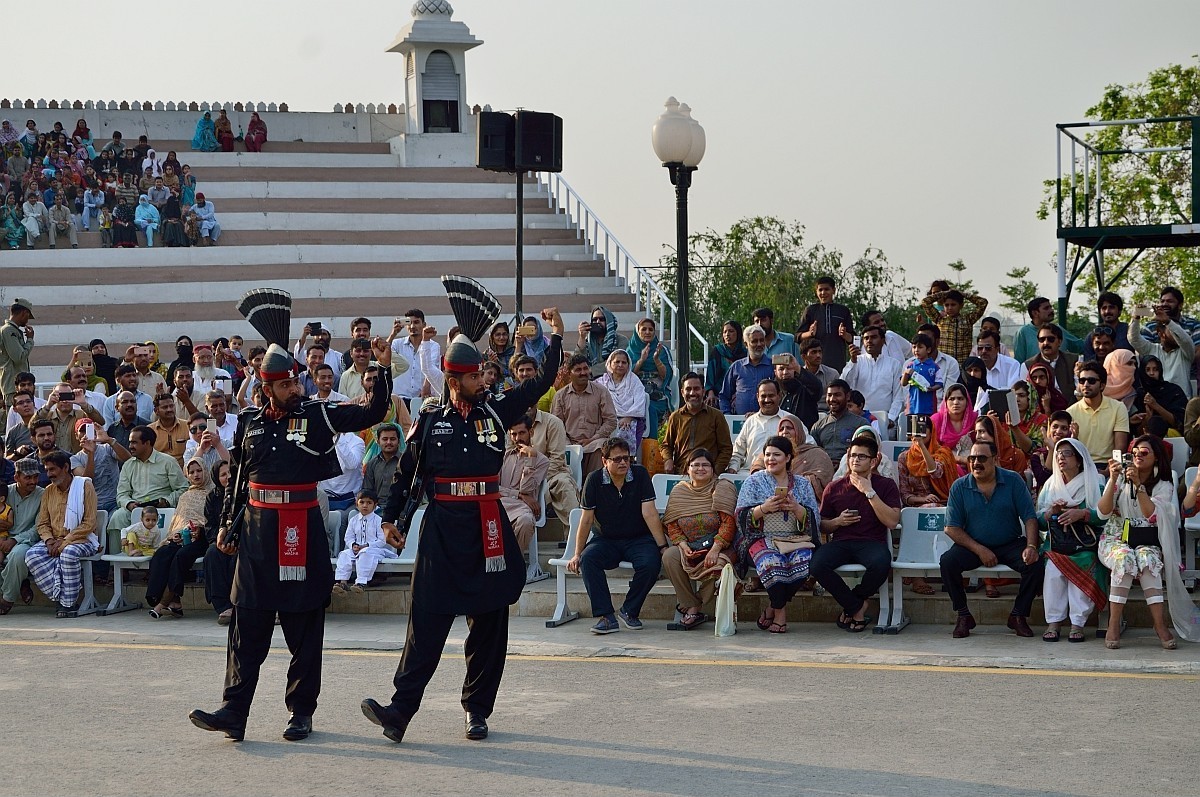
[31,382,105,454]
[1129,299,1196,398]
[575,305,628,379]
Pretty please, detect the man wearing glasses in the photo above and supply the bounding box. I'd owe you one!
[1023,323,1079,398]
[1082,291,1132,360]
[1067,361,1130,468]
[974,329,1025,390]
[940,440,1043,639]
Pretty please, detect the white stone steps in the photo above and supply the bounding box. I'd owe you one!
[202,181,549,200]
[216,212,573,232]
[182,152,401,168]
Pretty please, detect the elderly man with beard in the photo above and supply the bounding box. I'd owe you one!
[191,343,233,395]
[189,334,394,743]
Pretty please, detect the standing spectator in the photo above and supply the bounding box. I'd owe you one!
[842,325,904,437]
[727,379,800,473]
[1013,297,1083,363]
[902,333,941,418]
[719,324,773,415]
[627,318,673,438]
[1025,323,1079,399]
[920,287,988,365]
[24,451,99,618]
[595,351,647,457]
[191,112,218,152]
[811,380,862,465]
[861,309,912,364]
[499,415,549,558]
[551,354,617,477]
[388,309,440,401]
[564,438,666,634]
[574,306,628,379]
[814,435,901,632]
[704,320,746,407]
[940,440,1044,639]
[752,308,797,359]
[215,110,235,152]
[483,322,516,387]
[1130,302,1195,397]
[797,276,854,372]
[774,352,823,431]
[0,299,34,413]
[191,193,221,244]
[1083,292,1133,359]
[1138,286,1200,352]
[245,112,268,152]
[320,432,366,514]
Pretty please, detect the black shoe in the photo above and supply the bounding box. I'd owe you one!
[189,708,246,741]
[361,698,408,743]
[283,713,312,741]
[465,711,488,740]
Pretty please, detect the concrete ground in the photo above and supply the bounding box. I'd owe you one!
[3,610,1197,796]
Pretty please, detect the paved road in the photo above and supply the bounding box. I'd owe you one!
[4,637,1196,797]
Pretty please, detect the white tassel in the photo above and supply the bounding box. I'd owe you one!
[484,555,506,573]
[279,566,307,581]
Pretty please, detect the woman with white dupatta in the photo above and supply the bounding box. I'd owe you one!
[595,350,647,460]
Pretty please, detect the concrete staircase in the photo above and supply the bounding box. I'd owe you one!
[8,141,639,382]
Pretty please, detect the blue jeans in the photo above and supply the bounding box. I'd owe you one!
[579,535,661,619]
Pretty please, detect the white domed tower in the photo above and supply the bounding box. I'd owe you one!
[387,0,482,136]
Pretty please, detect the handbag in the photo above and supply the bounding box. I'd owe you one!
[1048,515,1099,555]
[1121,520,1160,549]
[687,533,717,556]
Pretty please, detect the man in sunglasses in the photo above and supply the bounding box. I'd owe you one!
[1023,323,1078,398]
[940,440,1043,638]
[1067,361,1130,468]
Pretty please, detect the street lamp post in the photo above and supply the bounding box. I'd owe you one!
[651,97,705,377]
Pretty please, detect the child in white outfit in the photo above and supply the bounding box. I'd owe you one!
[333,492,397,594]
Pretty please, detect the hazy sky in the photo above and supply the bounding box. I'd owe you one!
[12,1,1199,317]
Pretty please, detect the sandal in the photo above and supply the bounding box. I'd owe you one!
[1067,627,1086,643]
[847,617,870,633]
[0,598,13,616]
[836,612,852,630]
[1042,626,1060,642]
[680,611,707,630]
[148,608,165,619]
[910,579,936,595]
[168,605,184,617]
[767,622,788,634]
[56,604,75,619]
[756,609,772,631]
[20,579,33,605]
[985,585,1001,598]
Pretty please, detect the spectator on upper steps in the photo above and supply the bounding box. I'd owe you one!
[190,193,221,245]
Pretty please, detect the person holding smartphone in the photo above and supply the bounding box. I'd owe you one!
[30,382,105,454]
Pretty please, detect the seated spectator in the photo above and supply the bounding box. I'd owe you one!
[351,366,412,454]
[1133,355,1187,436]
[138,166,157,194]
[183,412,231,470]
[215,110,235,152]
[321,431,367,516]
[704,320,746,408]
[142,148,163,178]
[899,421,959,509]
[149,393,190,468]
[661,372,733,474]
[566,438,666,634]
[107,426,188,534]
[798,337,840,417]
[920,287,988,365]
[0,460,43,614]
[147,176,170,210]
[362,424,402,510]
[751,307,797,359]
[145,456,213,619]
[734,435,822,634]
[1098,435,1200,648]
[1029,410,1076,487]
[245,112,268,152]
[24,451,99,617]
[527,408,580,522]
[1025,323,1078,398]
[1036,438,1108,643]
[551,354,617,477]
[191,112,218,152]
[832,425,898,483]
[749,415,834,497]
[338,339,375,399]
[204,391,238,439]
[110,195,138,247]
[719,324,773,415]
[814,435,901,632]
[47,194,78,249]
[845,390,882,437]
[70,419,127,514]
[191,344,232,395]
[180,164,197,207]
[1,191,24,250]
[191,193,221,245]
[812,380,861,465]
[499,415,549,559]
[1103,349,1138,410]
[574,306,629,379]
[168,364,203,419]
[21,191,48,249]
[1010,380,1047,458]
[595,350,647,457]
[483,322,516,388]
[310,363,348,403]
[1069,360,1130,469]
[202,461,235,625]
[32,384,105,454]
[162,152,184,182]
[1027,361,1069,414]
[512,355,555,413]
[661,448,738,630]
[627,318,674,437]
[975,329,1025,390]
[728,379,801,472]
[1130,303,1195,397]
[940,440,1043,639]
[5,388,42,455]
[960,356,993,412]
[134,194,160,247]
[103,363,155,425]
[333,490,399,594]
[773,350,824,430]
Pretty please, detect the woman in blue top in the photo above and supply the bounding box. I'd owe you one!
[627,317,673,438]
[191,112,218,152]
[704,320,746,406]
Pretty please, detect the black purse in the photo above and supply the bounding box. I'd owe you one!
[1049,516,1099,555]
[1122,523,1160,549]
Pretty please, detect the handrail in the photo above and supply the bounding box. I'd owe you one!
[535,172,709,376]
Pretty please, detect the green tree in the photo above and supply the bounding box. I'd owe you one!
[653,216,918,352]
[997,266,1041,317]
[944,259,977,296]
[1037,57,1200,304]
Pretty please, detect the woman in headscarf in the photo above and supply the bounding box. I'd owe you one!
[749,416,835,498]
[1027,361,1069,414]
[191,112,218,152]
[162,151,184,181]
[141,148,162,178]
[0,120,19,150]
[161,188,188,247]
[166,336,195,385]
[179,164,197,207]
[511,314,550,371]
[202,460,236,625]
[214,110,235,153]
[0,193,22,250]
[110,195,138,247]
[574,305,628,378]
[627,317,674,438]
[245,112,268,152]
[931,382,977,473]
[662,448,739,629]
[704,320,745,407]
[832,425,898,483]
[596,350,648,457]
[1011,379,1047,456]
[1103,349,1137,410]
[134,194,160,247]
[899,421,958,509]
[1036,437,1109,643]
[70,120,95,159]
[146,457,214,619]
[974,413,1027,474]
[484,322,516,388]
[1132,354,1187,436]
[959,355,993,410]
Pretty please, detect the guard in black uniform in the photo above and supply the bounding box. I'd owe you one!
[190,306,393,742]
[362,307,564,743]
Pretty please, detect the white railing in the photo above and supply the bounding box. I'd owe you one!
[535,172,709,376]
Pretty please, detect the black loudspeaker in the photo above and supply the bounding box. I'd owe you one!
[476,111,514,172]
[514,111,562,173]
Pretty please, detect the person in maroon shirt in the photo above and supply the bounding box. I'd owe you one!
[812,436,901,632]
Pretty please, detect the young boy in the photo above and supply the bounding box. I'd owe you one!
[798,275,855,372]
[903,333,942,421]
[919,287,988,365]
[122,506,160,556]
[98,207,113,248]
[333,491,397,594]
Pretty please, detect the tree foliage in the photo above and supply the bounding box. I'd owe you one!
[654,216,919,351]
[1037,57,1200,305]
[997,266,1041,317]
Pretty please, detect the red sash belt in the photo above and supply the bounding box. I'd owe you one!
[432,476,506,572]
[249,482,318,581]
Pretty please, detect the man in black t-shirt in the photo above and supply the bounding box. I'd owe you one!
[566,437,668,634]
[797,275,854,372]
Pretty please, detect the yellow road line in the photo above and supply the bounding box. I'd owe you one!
[2,639,1194,680]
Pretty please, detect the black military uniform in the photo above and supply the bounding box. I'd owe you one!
[376,334,561,730]
[217,365,391,722]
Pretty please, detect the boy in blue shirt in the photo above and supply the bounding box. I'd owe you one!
[903,333,942,418]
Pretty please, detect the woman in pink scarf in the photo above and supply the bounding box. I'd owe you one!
[931,382,977,475]
[1103,349,1137,410]
[245,113,268,153]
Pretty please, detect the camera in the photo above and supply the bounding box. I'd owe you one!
[309,321,322,332]
[58,390,74,402]
[590,320,605,333]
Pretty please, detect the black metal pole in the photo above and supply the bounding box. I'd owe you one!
[515,171,524,320]
[667,163,695,377]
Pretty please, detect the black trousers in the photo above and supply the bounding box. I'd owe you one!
[203,543,235,614]
[809,538,892,615]
[389,606,509,720]
[939,537,1045,617]
[222,605,325,718]
[145,537,206,605]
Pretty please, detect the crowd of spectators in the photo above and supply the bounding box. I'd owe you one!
[2,270,1200,648]
[0,117,223,250]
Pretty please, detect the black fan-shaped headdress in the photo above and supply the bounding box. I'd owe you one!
[441,275,501,343]
[236,288,292,348]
